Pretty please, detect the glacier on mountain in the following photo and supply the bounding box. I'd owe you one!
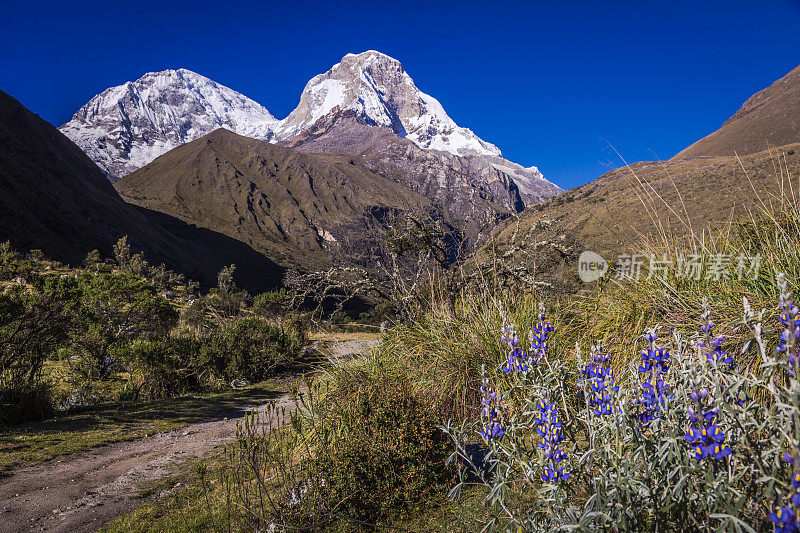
[277,51,503,159]
[60,69,279,179]
[59,51,556,200]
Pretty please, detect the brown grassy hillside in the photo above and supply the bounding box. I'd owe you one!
[116,128,436,271]
[480,144,800,292]
[676,64,800,159]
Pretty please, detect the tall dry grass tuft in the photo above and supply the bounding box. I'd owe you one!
[544,146,800,375]
[355,147,800,412]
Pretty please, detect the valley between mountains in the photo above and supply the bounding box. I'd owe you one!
[5,52,800,293]
[2,48,800,532]
[50,50,561,290]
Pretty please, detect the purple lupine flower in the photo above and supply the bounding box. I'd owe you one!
[777,274,800,377]
[479,365,504,441]
[770,453,800,532]
[770,506,799,533]
[533,398,568,482]
[529,302,554,365]
[633,331,673,425]
[684,382,731,461]
[577,341,618,417]
[683,299,733,460]
[697,298,733,367]
[498,303,528,373]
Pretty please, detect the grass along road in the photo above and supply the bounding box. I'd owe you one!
[0,338,380,532]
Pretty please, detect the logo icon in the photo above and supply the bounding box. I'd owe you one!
[578,251,608,282]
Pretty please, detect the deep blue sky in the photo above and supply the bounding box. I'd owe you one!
[2,1,799,189]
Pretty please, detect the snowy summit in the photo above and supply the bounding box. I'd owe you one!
[60,69,279,179]
[60,52,549,195]
[277,51,503,158]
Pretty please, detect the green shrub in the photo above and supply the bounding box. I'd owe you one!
[310,370,452,522]
[124,337,216,400]
[218,317,303,382]
[252,289,291,319]
[70,272,178,382]
[0,275,78,424]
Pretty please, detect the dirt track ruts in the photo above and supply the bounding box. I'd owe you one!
[0,338,379,532]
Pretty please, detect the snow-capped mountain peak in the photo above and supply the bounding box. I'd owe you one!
[59,53,557,202]
[60,68,279,179]
[277,51,503,158]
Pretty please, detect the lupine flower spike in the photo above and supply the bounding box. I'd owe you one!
[533,395,569,482]
[633,330,673,425]
[777,274,800,378]
[499,302,528,373]
[479,364,504,441]
[770,451,800,533]
[529,302,554,365]
[578,341,618,416]
[684,298,733,461]
[684,375,731,461]
[698,297,733,366]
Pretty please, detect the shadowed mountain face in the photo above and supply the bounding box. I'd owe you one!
[676,65,800,159]
[0,89,284,292]
[115,128,437,270]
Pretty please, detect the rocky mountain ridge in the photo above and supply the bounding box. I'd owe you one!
[281,108,559,219]
[59,51,559,203]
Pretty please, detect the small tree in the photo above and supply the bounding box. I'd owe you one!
[205,265,250,320]
[71,272,178,381]
[113,236,149,276]
[0,241,16,264]
[83,249,101,269]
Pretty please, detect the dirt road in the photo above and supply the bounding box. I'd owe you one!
[0,391,294,532]
[0,339,379,532]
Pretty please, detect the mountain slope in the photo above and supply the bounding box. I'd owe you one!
[58,52,560,207]
[60,69,279,180]
[675,64,800,159]
[281,109,559,224]
[482,65,800,292]
[0,89,284,291]
[114,128,436,270]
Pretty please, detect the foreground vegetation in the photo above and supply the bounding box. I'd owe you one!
[0,238,306,429]
[99,189,800,531]
[7,178,800,531]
